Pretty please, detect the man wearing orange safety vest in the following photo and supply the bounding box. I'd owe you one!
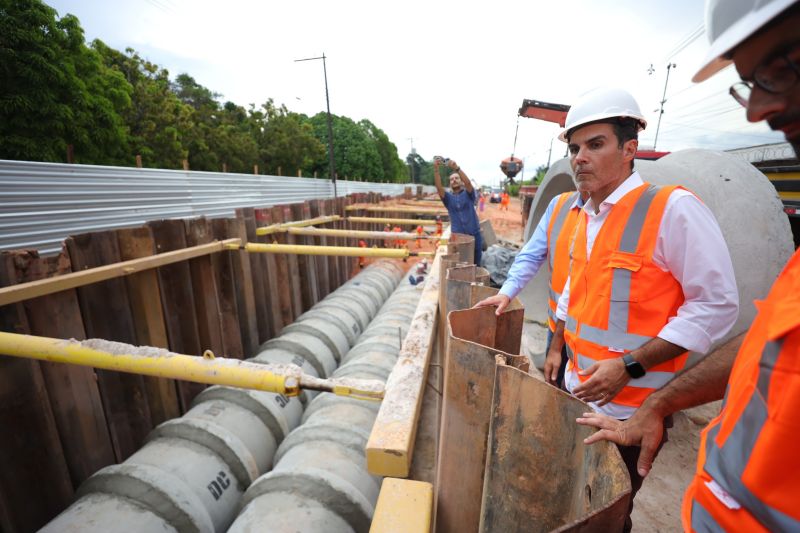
[577,1,800,531]
[546,86,739,532]
[475,188,587,388]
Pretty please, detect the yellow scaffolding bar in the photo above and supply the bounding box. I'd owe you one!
[287,227,445,241]
[0,238,242,307]
[346,205,447,216]
[0,331,385,400]
[256,215,341,236]
[228,242,434,259]
[347,217,441,226]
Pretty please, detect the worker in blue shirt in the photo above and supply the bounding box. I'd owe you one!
[476,190,585,386]
[434,158,483,265]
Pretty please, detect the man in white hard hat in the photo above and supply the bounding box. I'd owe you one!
[576,1,800,531]
[546,86,739,532]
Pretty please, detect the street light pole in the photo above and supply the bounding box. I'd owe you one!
[653,62,676,152]
[295,53,337,197]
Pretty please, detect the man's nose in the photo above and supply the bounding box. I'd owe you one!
[746,86,787,123]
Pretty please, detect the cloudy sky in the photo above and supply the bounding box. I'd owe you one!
[48,0,784,186]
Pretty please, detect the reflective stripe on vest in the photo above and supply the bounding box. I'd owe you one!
[690,500,720,533]
[597,184,659,347]
[547,192,580,331]
[694,339,800,532]
[575,353,673,389]
[548,192,579,271]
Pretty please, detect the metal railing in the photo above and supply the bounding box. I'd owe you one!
[0,160,433,255]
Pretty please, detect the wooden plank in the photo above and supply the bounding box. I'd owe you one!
[254,208,284,338]
[66,231,153,461]
[289,202,319,311]
[272,206,303,321]
[326,198,343,288]
[220,218,259,358]
[308,200,331,299]
[0,254,74,533]
[435,305,525,533]
[117,228,182,426]
[147,220,206,410]
[209,219,246,359]
[0,239,240,307]
[12,249,116,486]
[370,478,433,533]
[183,218,227,356]
[366,248,442,478]
[333,197,350,287]
[235,208,271,343]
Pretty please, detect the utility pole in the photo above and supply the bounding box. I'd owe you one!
[295,53,337,197]
[652,62,676,151]
[545,137,554,171]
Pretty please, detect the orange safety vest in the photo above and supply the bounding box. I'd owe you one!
[545,191,581,332]
[564,183,689,408]
[682,247,800,532]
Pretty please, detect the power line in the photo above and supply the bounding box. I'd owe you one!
[664,23,705,62]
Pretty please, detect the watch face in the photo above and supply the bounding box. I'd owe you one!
[624,355,646,379]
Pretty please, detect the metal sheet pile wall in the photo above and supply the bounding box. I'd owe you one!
[0,160,434,255]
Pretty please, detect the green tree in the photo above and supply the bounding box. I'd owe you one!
[248,100,325,176]
[0,0,131,163]
[359,119,406,182]
[96,43,190,169]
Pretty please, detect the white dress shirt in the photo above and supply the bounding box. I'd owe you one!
[556,172,739,419]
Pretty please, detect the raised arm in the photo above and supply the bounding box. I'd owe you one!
[434,159,446,199]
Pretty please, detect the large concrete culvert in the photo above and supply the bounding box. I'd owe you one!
[227,277,423,533]
[40,261,406,533]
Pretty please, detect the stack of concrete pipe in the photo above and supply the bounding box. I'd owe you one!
[41,261,406,533]
[227,275,423,533]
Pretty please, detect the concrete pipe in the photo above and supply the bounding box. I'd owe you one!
[519,150,795,368]
[40,262,401,533]
[227,277,422,533]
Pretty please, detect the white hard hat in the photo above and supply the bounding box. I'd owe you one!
[693,0,798,82]
[558,87,647,142]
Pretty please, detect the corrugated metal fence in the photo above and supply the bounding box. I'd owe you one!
[0,160,433,255]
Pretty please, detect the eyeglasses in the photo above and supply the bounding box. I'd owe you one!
[729,44,800,107]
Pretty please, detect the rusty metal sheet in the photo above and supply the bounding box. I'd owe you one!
[435,305,526,533]
[448,233,475,264]
[480,360,631,533]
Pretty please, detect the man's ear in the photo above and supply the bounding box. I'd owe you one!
[623,139,638,162]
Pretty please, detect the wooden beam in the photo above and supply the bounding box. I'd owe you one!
[347,216,440,227]
[255,214,341,236]
[345,205,447,216]
[0,239,241,307]
[365,245,442,477]
[370,478,433,533]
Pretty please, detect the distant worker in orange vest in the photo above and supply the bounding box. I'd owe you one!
[357,239,368,268]
[434,215,443,237]
[415,225,424,249]
[500,190,510,211]
[545,86,739,532]
[392,225,405,249]
[577,1,800,531]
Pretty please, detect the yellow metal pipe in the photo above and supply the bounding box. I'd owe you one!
[0,331,299,396]
[256,215,341,236]
[345,205,447,216]
[230,242,415,259]
[287,227,444,241]
[0,238,242,307]
[347,216,442,226]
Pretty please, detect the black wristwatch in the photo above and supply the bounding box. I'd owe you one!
[622,354,646,379]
